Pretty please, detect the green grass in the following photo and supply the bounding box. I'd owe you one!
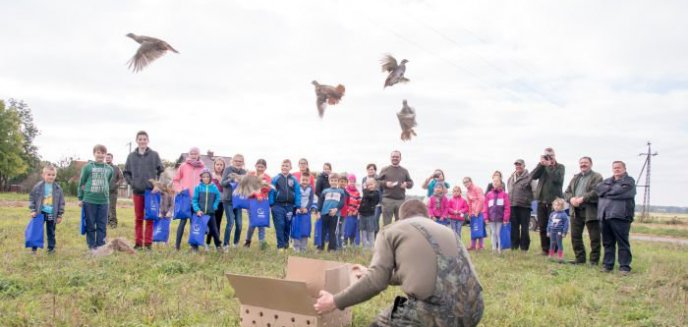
[631,224,688,239]
[0,193,687,326]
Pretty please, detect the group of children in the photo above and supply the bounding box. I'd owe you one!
[26,145,570,259]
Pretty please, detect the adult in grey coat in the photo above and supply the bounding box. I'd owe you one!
[564,157,604,265]
[507,159,536,251]
[596,161,636,275]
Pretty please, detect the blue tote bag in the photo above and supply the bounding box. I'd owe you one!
[290,212,312,239]
[153,218,171,243]
[188,214,211,246]
[500,223,512,249]
[80,208,86,235]
[313,218,323,247]
[25,214,45,248]
[173,189,192,219]
[470,215,486,239]
[232,192,250,210]
[144,190,161,220]
[248,199,270,228]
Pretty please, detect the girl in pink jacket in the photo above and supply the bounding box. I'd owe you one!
[483,179,511,253]
[448,186,469,240]
[172,147,205,251]
[427,183,450,225]
[464,177,486,250]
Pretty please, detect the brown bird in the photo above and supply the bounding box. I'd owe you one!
[312,80,346,118]
[381,54,409,88]
[91,237,137,257]
[397,99,417,141]
[230,173,267,198]
[126,33,179,72]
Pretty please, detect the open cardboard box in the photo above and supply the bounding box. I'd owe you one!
[226,256,355,327]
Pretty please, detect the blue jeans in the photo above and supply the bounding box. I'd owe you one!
[549,232,564,252]
[83,202,108,249]
[450,220,463,240]
[271,204,294,249]
[246,226,266,242]
[223,204,243,246]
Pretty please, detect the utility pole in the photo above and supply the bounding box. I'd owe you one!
[637,142,658,222]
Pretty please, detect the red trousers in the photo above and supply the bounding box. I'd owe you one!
[133,194,154,245]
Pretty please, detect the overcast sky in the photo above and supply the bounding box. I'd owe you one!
[1,0,686,206]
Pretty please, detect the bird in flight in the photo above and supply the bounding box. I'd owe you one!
[381,54,409,88]
[312,81,346,118]
[397,99,417,141]
[126,33,179,72]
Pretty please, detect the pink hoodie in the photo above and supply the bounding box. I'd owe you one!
[447,195,469,221]
[427,195,449,218]
[173,162,206,197]
[466,185,485,217]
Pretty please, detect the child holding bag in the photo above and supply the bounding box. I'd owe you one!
[28,165,65,253]
[427,183,450,226]
[191,169,222,251]
[447,186,469,240]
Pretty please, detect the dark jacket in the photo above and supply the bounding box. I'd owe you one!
[596,173,636,221]
[109,164,124,193]
[270,173,300,205]
[359,188,381,216]
[564,170,604,221]
[507,170,534,208]
[530,163,565,204]
[123,148,164,195]
[315,172,330,198]
[29,181,65,218]
[220,166,247,203]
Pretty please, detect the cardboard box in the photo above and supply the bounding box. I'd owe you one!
[226,256,354,327]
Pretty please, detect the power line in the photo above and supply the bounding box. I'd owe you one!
[399,7,562,107]
[354,8,560,107]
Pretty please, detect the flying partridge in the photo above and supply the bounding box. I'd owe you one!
[312,80,346,118]
[126,33,179,72]
[381,54,409,88]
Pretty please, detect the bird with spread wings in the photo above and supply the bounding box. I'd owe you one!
[381,54,409,88]
[126,33,179,72]
[312,80,346,118]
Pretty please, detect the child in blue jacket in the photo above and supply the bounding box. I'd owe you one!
[192,169,222,251]
[292,173,315,252]
[269,159,301,251]
[547,198,570,261]
[317,173,346,252]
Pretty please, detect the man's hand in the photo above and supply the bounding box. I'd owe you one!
[314,290,337,314]
[400,182,407,189]
[56,217,63,224]
[351,264,369,279]
[78,201,83,208]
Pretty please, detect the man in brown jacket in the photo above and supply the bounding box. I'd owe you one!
[314,199,483,327]
[564,156,604,265]
[376,150,414,226]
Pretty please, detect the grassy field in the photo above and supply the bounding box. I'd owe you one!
[1,193,687,326]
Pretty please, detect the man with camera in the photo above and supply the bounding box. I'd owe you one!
[530,147,565,256]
